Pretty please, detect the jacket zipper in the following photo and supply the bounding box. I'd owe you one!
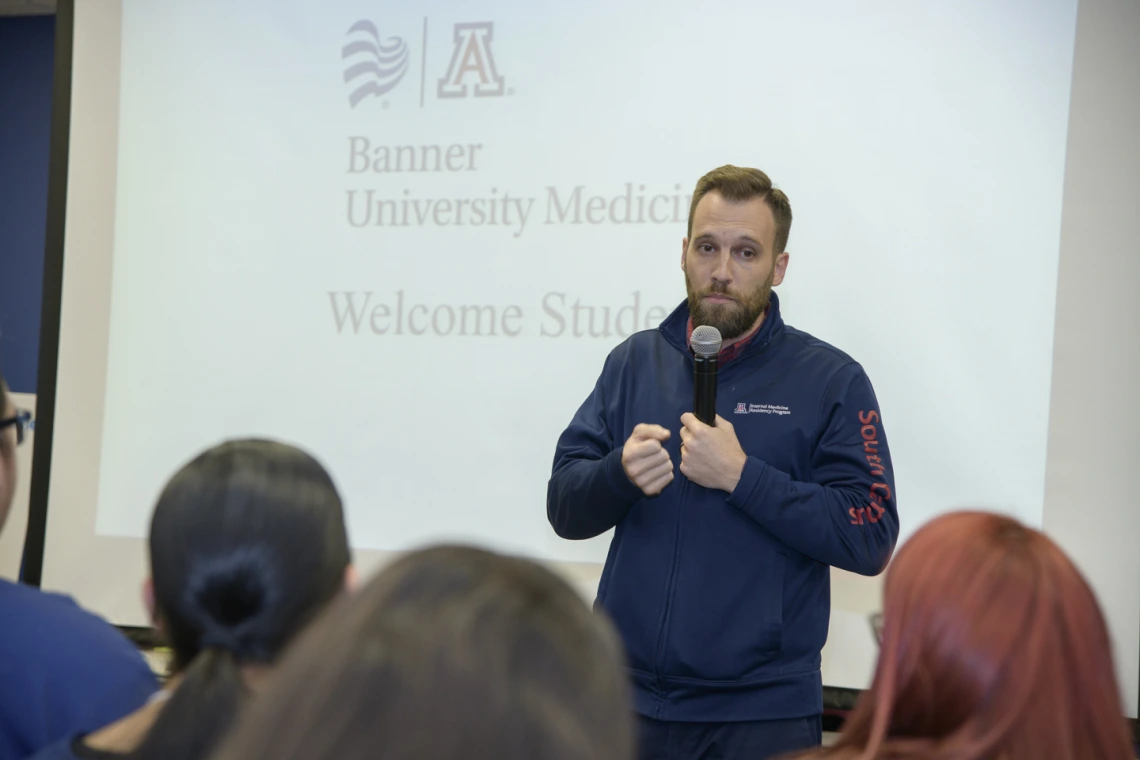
[651,477,688,710]
[645,333,775,711]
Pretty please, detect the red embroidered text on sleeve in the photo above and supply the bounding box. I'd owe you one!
[850,410,890,526]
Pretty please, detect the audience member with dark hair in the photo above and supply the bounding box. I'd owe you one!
[809,510,1134,760]
[214,545,635,760]
[0,373,158,760]
[28,438,353,760]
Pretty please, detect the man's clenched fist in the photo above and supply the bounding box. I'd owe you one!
[621,423,674,496]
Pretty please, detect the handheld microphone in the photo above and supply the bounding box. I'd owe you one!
[691,325,722,426]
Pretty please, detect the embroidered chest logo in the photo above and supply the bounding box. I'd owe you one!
[733,403,791,416]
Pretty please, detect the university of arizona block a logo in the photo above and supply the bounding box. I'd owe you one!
[437,22,505,98]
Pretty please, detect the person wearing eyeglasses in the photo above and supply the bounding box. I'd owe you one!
[0,389,31,528]
[0,373,158,760]
[0,407,30,442]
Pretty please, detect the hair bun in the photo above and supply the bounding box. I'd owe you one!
[199,627,243,655]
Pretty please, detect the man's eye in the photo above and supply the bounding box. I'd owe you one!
[699,243,715,253]
[738,249,756,259]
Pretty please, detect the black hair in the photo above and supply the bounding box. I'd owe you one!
[130,438,350,760]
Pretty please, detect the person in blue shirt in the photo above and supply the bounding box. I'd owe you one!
[0,373,158,760]
[548,165,900,760]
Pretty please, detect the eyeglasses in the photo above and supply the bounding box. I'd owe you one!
[0,409,33,446]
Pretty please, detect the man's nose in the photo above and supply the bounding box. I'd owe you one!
[710,251,733,285]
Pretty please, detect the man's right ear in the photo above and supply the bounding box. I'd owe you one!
[680,238,689,269]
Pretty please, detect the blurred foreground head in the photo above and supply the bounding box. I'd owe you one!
[215,544,635,760]
[824,510,1132,760]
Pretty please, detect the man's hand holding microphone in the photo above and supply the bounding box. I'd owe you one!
[620,418,747,496]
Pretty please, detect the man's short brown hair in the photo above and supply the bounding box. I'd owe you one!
[687,165,793,253]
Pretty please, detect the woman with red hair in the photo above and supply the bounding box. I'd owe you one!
[818,510,1133,760]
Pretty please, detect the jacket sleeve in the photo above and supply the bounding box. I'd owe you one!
[726,362,899,575]
[547,356,646,540]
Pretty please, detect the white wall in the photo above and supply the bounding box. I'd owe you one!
[1041,0,1140,718]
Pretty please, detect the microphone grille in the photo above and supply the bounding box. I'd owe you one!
[691,325,722,358]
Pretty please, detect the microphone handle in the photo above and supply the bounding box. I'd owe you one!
[694,355,718,427]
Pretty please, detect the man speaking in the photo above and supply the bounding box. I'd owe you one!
[547,166,899,760]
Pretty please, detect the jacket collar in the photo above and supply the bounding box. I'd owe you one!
[659,291,786,362]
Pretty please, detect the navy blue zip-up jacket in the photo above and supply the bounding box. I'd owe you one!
[547,292,898,722]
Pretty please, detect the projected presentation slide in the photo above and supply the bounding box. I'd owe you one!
[88,0,1077,563]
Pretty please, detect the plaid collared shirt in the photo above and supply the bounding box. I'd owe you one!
[685,310,765,363]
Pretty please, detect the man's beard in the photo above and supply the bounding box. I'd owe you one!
[686,268,774,341]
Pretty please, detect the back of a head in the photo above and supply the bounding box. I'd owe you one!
[215,545,635,760]
[826,510,1132,760]
[134,438,351,760]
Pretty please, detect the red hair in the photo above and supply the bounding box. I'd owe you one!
[823,511,1132,760]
